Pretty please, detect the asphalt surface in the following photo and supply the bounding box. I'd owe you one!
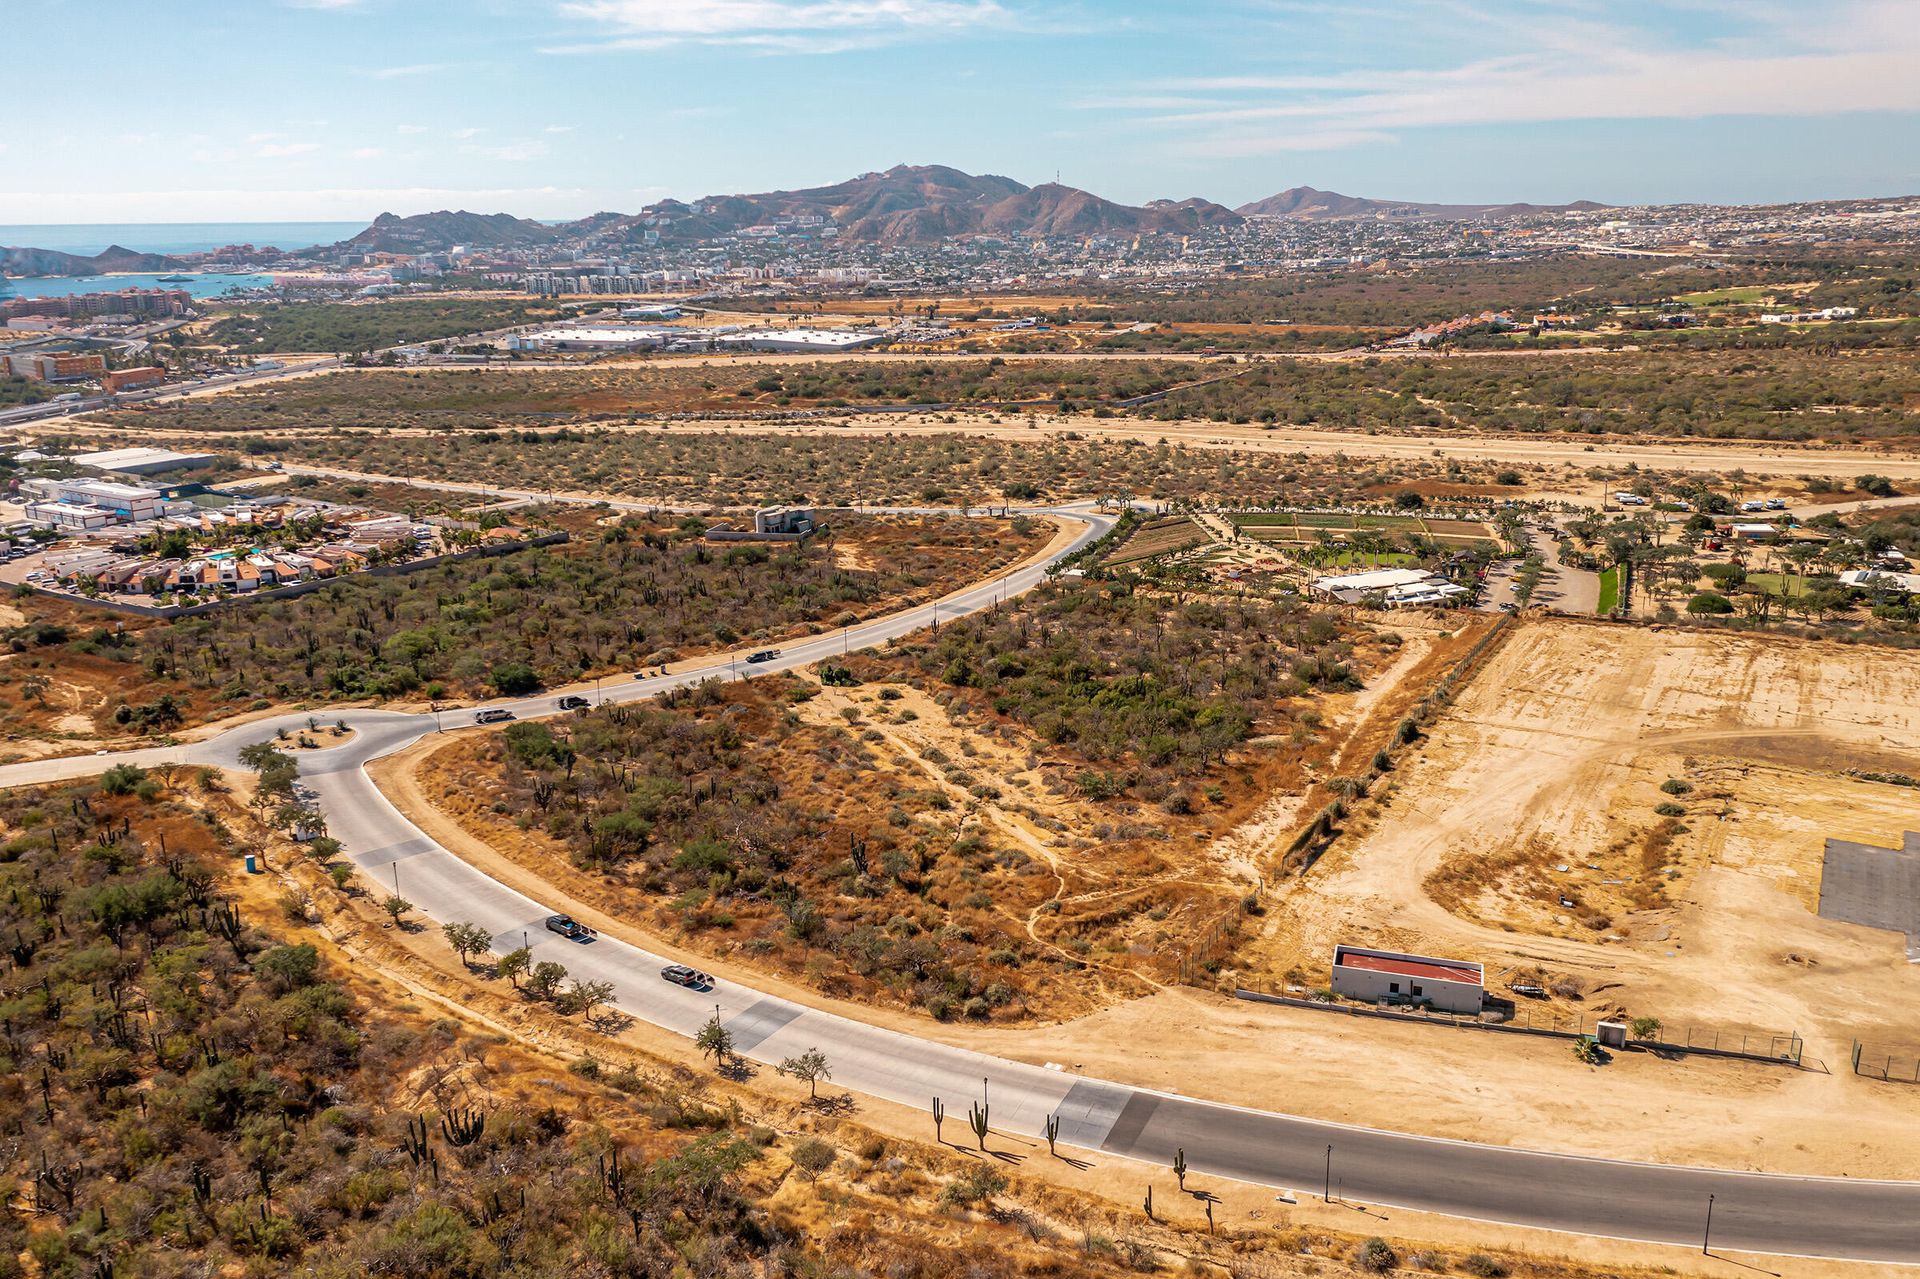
[1,505,1917,1263]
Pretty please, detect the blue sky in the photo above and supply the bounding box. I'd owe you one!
[5,0,1918,222]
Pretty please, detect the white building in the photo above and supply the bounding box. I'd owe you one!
[506,326,673,353]
[1331,945,1485,1014]
[22,477,166,524]
[713,328,889,354]
[1307,566,1470,607]
[1840,568,1920,595]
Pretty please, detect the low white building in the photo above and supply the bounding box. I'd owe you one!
[1840,568,1920,595]
[714,328,889,354]
[1307,566,1470,607]
[1331,945,1485,1014]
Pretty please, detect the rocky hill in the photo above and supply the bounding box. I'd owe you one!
[343,209,566,253]
[1238,185,1607,220]
[0,244,185,277]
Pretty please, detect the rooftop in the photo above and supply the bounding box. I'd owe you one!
[1334,945,1483,986]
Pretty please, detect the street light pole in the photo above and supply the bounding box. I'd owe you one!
[1324,1146,1333,1203]
[1702,1193,1714,1255]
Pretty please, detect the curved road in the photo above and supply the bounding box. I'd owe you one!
[1,506,1916,1264]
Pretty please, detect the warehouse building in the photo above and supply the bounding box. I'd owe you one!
[714,328,889,354]
[1331,945,1485,1013]
[71,447,217,476]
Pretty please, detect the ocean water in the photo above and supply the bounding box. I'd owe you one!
[0,221,362,257]
[0,272,273,301]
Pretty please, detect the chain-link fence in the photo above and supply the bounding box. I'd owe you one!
[1853,1041,1920,1083]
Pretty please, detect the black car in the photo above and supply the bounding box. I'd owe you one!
[556,695,590,711]
[745,649,780,664]
[544,914,594,942]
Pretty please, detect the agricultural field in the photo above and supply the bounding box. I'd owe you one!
[1100,515,1209,565]
[1235,620,1920,1067]
[1139,347,1920,442]
[403,578,1454,1022]
[0,514,1045,757]
[1226,510,1502,550]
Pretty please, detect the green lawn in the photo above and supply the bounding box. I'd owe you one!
[1597,566,1621,614]
[1668,285,1782,307]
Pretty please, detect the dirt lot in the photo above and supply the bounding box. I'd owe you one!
[1239,619,1920,1064]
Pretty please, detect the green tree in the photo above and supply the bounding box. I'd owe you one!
[441,921,494,970]
[695,1012,734,1067]
[777,1046,832,1100]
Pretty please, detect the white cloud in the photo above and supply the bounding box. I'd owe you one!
[452,127,486,140]
[255,141,322,158]
[1102,1,1920,158]
[363,62,454,79]
[550,0,1012,53]
[544,124,575,134]
[396,124,430,135]
[350,147,387,160]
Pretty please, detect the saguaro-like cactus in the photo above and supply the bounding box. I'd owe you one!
[441,1106,487,1148]
[931,1096,945,1142]
[1173,1148,1188,1191]
[1044,1113,1060,1156]
[1143,1184,1154,1220]
[402,1113,431,1165]
[968,1101,990,1151]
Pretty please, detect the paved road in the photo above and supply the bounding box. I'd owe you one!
[1,507,1917,1262]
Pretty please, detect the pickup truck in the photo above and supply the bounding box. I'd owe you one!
[745,649,780,665]
[473,708,515,724]
[555,695,590,711]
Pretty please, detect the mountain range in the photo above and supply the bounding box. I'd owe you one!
[0,166,1612,275]
[337,164,1607,254]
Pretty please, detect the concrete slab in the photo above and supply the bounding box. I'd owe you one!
[1819,832,1920,959]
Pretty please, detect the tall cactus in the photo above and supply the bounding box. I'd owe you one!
[440,1106,486,1148]
[1173,1148,1188,1191]
[1143,1184,1154,1220]
[1044,1113,1060,1156]
[931,1096,945,1143]
[401,1113,431,1165]
[967,1101,990,1151]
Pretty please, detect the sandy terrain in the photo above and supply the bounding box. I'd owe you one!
[1241,620,1920,1069]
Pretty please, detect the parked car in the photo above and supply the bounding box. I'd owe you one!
[556,695,590,711]
[660,964,713,989]
[745,649,780,664]
[545,914,594,941]
[473,708,515,724]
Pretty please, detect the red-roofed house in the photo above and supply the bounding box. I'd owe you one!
[1331,944,1484,1013]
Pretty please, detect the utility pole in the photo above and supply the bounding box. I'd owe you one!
[1324,1146,1333,1203]
[1702,1193,1714,1255]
